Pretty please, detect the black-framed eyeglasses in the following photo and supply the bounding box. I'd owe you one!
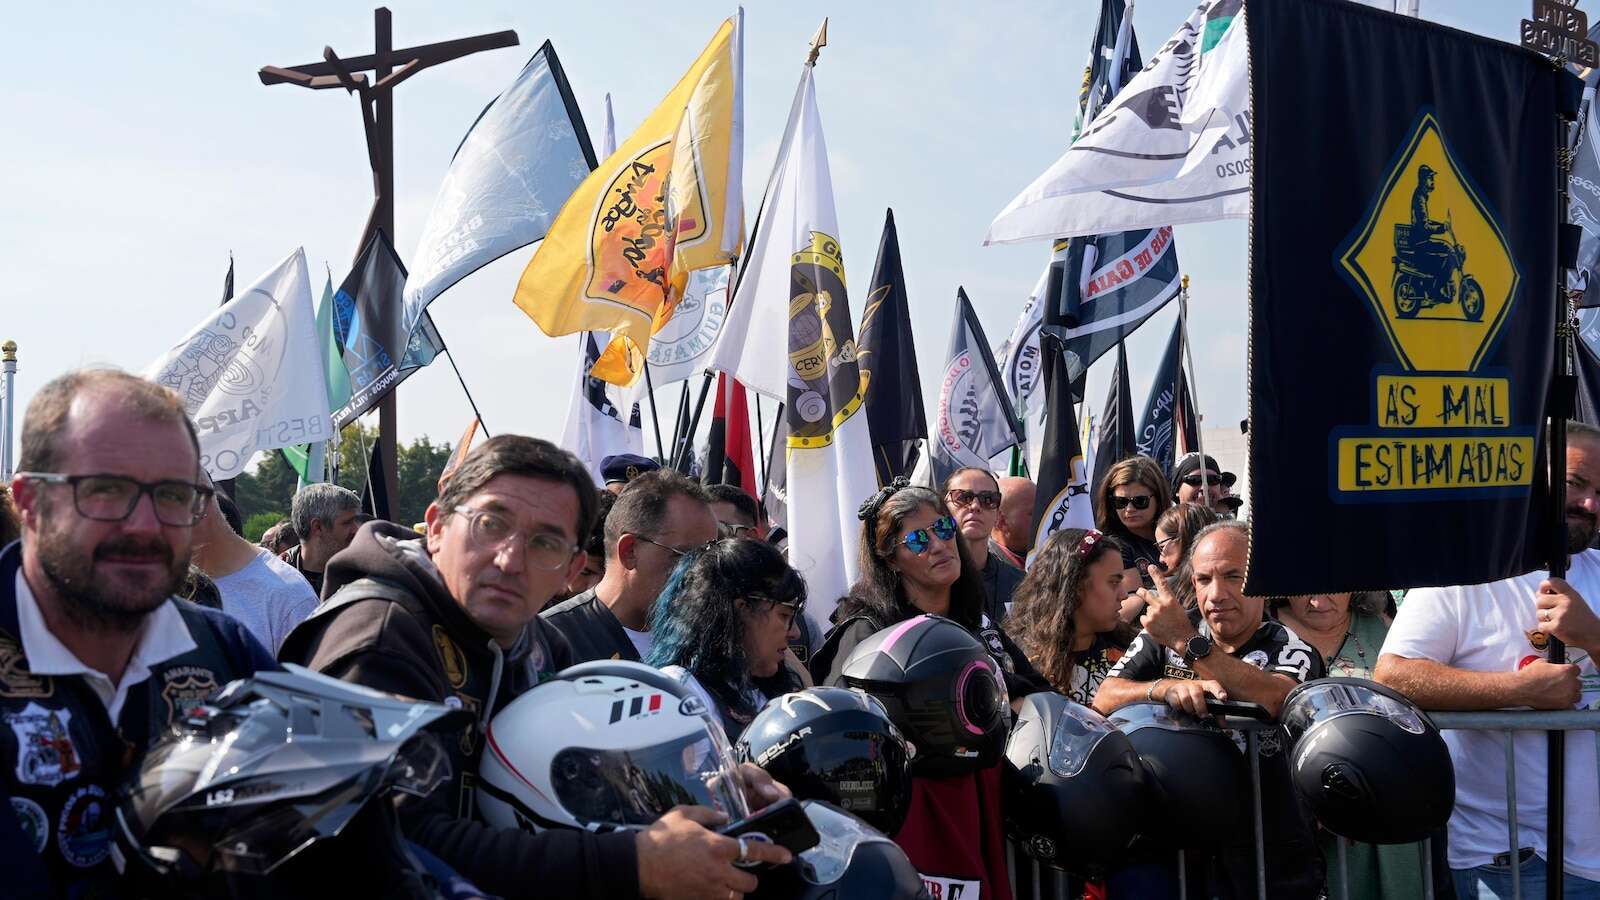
[451,505,580,571]
[634,535,718,558]
[17,472,213,527]
[1155,535,1180,553]
[1109,494,1153,511]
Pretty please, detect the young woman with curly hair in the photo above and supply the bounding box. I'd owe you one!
[1008,528,1138,704]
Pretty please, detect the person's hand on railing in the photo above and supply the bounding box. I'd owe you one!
[1536,577,1600,656]
[1514,658,1583,710]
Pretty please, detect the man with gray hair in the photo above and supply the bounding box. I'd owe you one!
[284,483,361,597]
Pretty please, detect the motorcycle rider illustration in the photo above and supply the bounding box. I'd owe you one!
[1391,164,1485,321]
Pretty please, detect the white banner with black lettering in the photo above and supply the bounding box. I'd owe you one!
[146,249,331,480]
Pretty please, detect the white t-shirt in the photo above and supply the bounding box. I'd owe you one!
[1382,550,1600,879]
[623,625,653,661]
[212,549,320,653]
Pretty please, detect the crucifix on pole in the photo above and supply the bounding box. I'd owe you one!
[260,8,517,509]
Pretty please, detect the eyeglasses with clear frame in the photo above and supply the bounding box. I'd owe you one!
[452,505,580,571]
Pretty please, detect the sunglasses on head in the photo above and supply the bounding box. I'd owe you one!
[900,515,958,555]
[1110,494,1153,511]
[945,488,1001,511]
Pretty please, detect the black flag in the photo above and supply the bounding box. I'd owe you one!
[1576,339,1600,427]
[332,229,438,427]
[1247,0,1563,594]
[221,254,234,306]
[1029,328,1095,553]
[1134,319,1199,478]
[1092,341,1136,498]
[857,209,928,485]
[931,289,1023,487]
[361,441,391,523]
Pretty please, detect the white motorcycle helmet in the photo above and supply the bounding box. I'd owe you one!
[477,660,749,832]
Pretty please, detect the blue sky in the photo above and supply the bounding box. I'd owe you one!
[0,1,1515,472]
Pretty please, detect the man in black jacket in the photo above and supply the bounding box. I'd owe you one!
[280,436,787,900]
[542,470,718,663]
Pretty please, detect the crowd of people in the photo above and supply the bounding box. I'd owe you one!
[2,367,1598,899]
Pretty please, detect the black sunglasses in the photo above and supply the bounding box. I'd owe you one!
[945,488,1002,511]
[1110,494,1153,511]
[1180,473,1221,487]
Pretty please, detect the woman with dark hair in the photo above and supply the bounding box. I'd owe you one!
[646,537,807,740]
[1094,456,1173,595]
[808,481,1045,696]
[1154,502,1221,609]
[1008,528,1138,705]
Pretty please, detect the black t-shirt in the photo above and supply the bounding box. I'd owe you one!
[1066,633,1129,705]
[1116,532,1162,587]
[1106,609,1320,685]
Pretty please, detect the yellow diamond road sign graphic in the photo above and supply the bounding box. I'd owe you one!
[1338,113,1520,373]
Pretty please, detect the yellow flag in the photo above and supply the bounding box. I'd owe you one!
[514,16,743,386]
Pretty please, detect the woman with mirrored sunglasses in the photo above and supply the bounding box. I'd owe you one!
[646,538,809,740]
[807,481,1046,700]
[1093,456,1173,601]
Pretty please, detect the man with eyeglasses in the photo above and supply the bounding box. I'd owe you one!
[543,470,719,665]
[942,467,1024,626]
[281,436,785,900]
[1,370,275,896]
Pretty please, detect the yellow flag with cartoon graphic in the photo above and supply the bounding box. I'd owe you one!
[513,16,744,386]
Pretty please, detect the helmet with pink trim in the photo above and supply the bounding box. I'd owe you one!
[839,615,1008,778]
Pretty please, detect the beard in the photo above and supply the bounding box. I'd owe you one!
[1566,505,1599,555]
[35,521,186,634]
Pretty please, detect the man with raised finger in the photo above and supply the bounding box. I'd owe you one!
[1092,519,1323,899]
[1377,420,1600,897]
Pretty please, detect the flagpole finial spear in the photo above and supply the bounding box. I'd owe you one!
[807,18,829,67]
[1181,273,1190,292]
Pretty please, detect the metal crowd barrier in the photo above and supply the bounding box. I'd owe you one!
[1005,708,1600,900]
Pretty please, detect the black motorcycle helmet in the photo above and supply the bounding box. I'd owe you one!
[736,687,915,835]
[840,614,1008,778]
[1107,702,1249,850]
[746,801,928,900]
[1282,677,1455,844]
[114,665,469,900]
[1004,692,1148,871]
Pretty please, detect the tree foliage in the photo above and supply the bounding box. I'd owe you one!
[232,423,456,535]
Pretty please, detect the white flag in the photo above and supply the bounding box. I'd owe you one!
[986,0,1249,243]
[709,66,877,631]
[646,265,732,387]
[996,266,1051,466]
[146,249,330,480]
[561,332,645,485]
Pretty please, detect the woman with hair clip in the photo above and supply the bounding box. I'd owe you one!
[1094,456,1173,597]
[646,537,808,741]
[1153,502,1221,610]
[1008,528,1140,705]
[807,480,1047,696]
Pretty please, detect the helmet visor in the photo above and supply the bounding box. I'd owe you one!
[1046,703,1117,779]
[794,801,887,884]
[1282,679,1425,741]
[552,731,748,828]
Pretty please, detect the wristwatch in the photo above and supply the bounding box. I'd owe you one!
[1182,634,1213,664]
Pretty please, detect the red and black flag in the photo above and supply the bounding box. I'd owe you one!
[1246,0,1567,594]
[857,209,928,485]
[704,373,757,497]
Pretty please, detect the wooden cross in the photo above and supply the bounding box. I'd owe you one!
[260,8,518,509]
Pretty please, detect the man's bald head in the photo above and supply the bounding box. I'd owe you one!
[994,476,1037,555]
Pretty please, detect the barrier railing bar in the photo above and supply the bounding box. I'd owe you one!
[1422,836,1435,900]
[1247,729,1267,900]
[1505,730,1520,900]
[1430,710,1600,730]
[1335,837,1350,900]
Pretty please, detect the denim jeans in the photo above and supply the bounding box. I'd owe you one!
[1453,854,1600,899]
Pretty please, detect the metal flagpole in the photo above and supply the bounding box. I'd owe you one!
[1,341,16,482]
[643,361,667,462]
[1177,274,1210,500]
